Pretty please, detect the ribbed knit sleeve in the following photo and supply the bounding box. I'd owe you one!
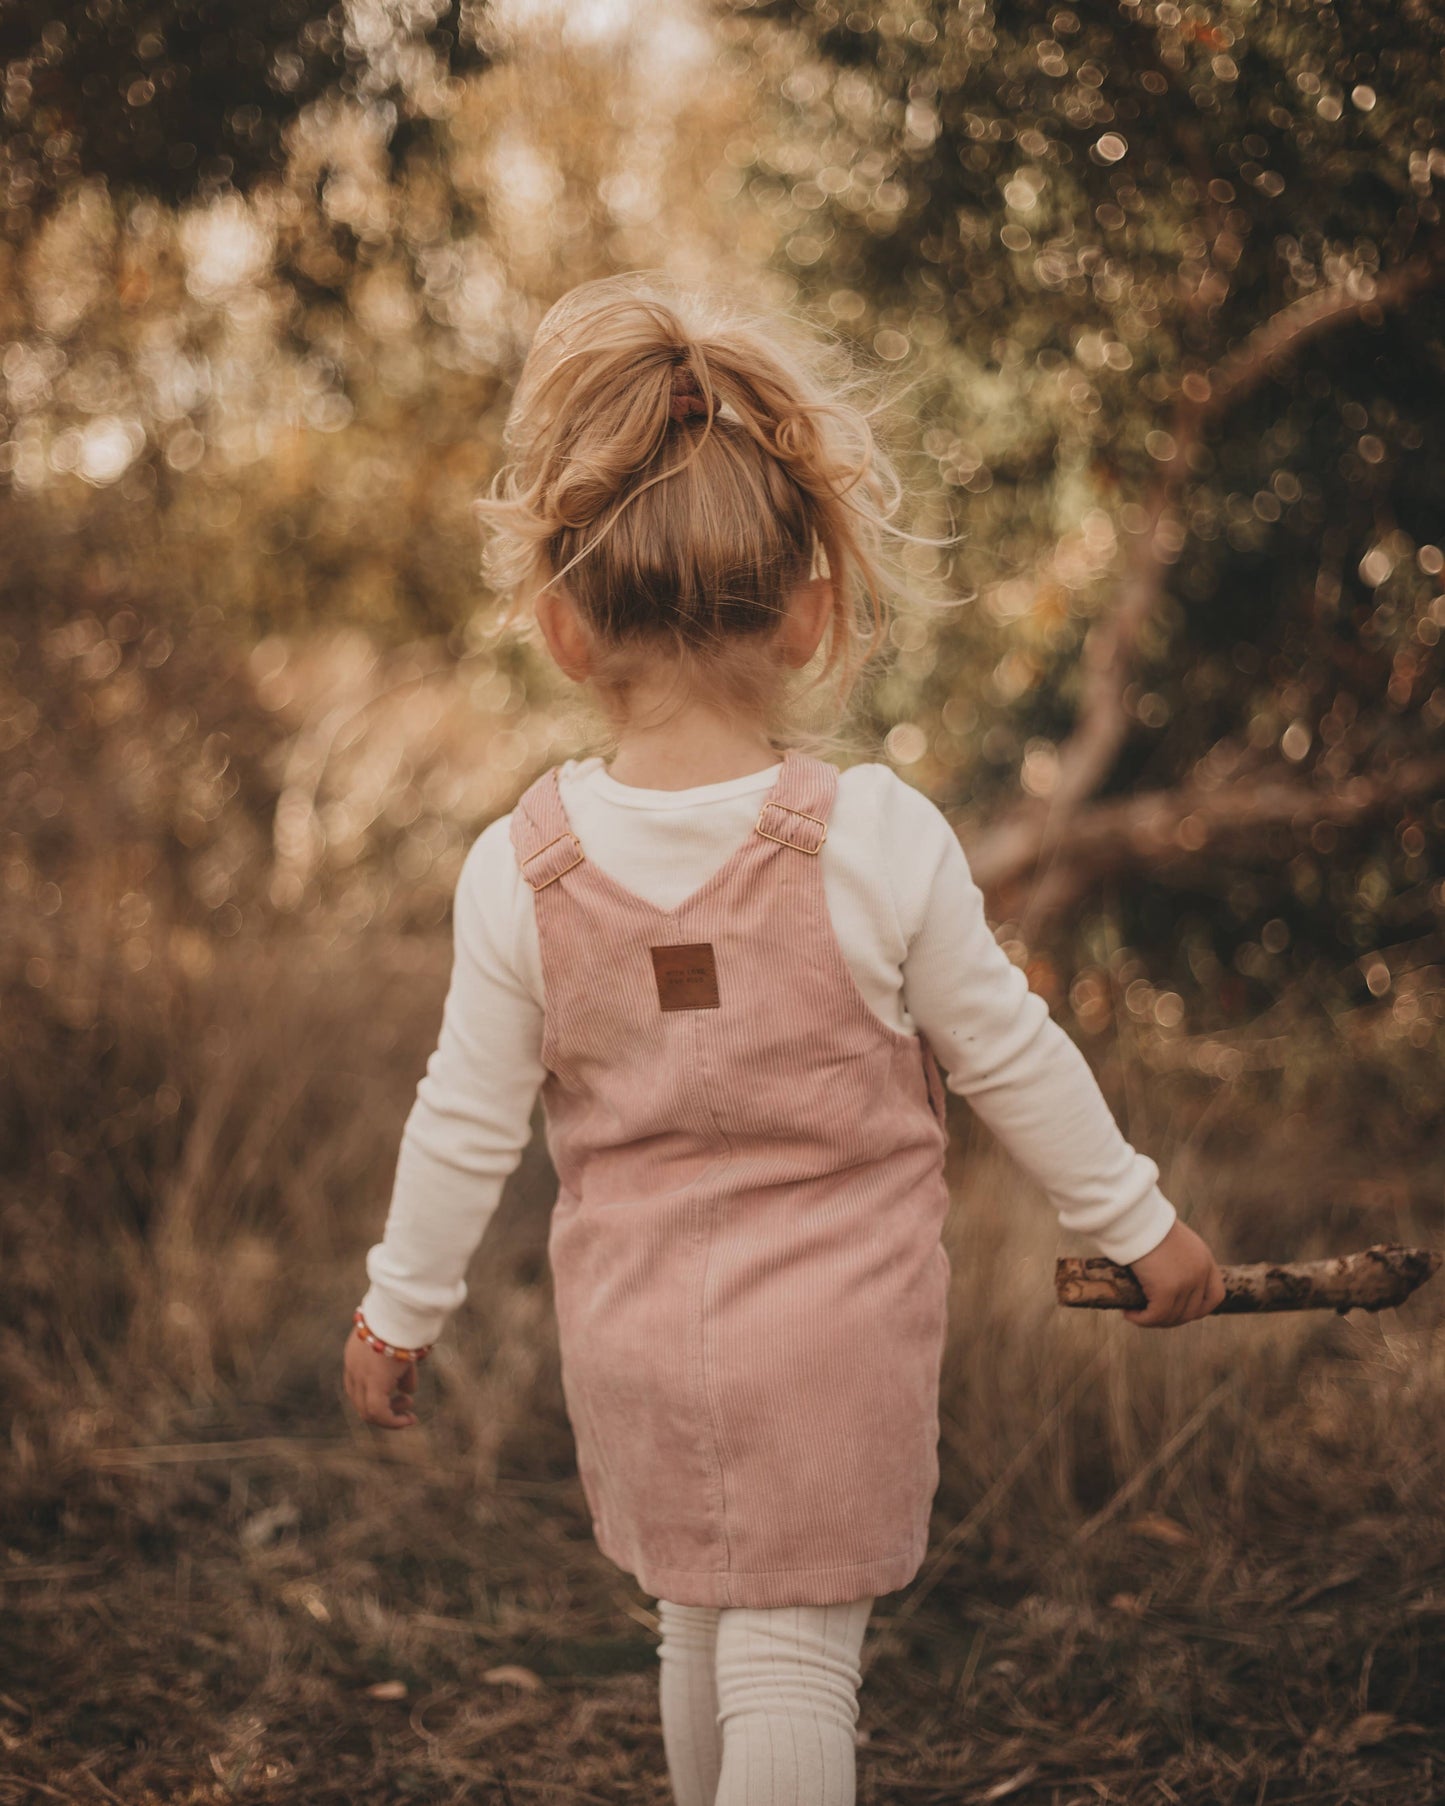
[358,816,545,1348]
[886,777,1178,1266]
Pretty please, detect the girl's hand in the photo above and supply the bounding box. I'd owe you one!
[1122,1219,1226,1327]
[343,1331,420,1429]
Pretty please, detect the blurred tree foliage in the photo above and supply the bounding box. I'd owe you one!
[0,6,752,641]
[724,0,1445,1075]
[0,0,489,216]
[0,0,1441,1101]
[0,4,782,989]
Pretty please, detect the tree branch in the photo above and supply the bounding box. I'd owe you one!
[1057,1244,1443,1314]
[1199,244,1445,421]
[972,234,1445,912]
[971,754,1445,923]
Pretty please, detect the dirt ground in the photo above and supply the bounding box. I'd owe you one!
[3,932,1443,1804]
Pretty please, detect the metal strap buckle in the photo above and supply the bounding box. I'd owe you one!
[755,801,828,854]
[520,830,585,890]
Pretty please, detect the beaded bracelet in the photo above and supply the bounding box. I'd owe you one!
[353,1307,433,1363]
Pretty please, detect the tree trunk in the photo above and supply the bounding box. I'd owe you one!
[965,237,1445,921]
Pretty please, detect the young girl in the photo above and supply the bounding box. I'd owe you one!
[343,274,1226,1806]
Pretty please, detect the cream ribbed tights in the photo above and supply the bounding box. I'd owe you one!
[656,1596,873,1806]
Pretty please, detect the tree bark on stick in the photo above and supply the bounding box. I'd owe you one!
[1055,1243,1442,1315]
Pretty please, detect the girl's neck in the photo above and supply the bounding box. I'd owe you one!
[602,695,779,792]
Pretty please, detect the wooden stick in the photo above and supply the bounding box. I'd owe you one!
[1055,1242,1442,1315]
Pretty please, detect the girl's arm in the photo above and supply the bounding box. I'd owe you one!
[357,816,546,1355]
[890,776,1221,1320]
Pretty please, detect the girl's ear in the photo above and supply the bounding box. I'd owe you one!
[778,574,834,670]
[535,585,594,682]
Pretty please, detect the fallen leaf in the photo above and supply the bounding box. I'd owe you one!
[481,1664,544,1690]
[239,1500,299,1551]
[1336,1712,1396,1752]
[363,1680,408,1701]
[1127,1512,1194,1547]
[981,1765,1039,1801]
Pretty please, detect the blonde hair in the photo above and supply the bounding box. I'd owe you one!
[475,272,930,756]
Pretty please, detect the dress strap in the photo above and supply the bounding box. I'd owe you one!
[754,749,838,856]
[509,766,587,892]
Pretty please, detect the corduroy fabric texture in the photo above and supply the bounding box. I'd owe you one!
[509,749,952,1608]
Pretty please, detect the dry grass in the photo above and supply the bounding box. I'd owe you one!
[3,913,1444,1805]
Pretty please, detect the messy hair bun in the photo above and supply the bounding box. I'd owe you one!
[475,272,922,747]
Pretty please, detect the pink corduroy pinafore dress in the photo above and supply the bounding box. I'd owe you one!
[508,748,953,1609]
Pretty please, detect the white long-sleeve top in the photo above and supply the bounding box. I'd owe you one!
[360,755,1177,1349]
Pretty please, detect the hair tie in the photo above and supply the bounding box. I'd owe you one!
[669,366,712,425]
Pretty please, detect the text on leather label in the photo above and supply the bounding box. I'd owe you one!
[650,943,720,1011]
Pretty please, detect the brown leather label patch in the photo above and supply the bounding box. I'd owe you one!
[650,942,720,1012]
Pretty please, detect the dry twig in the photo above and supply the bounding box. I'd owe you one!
[1055,1242,1442,1315]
